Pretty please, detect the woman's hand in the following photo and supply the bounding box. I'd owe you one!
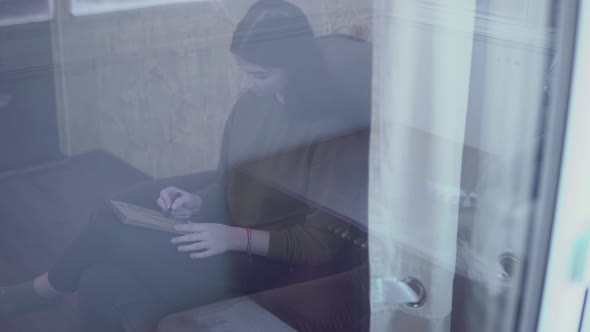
[171,223,245,258]
[157,186,202,219]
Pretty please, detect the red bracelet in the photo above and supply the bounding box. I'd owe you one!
[245,228,252,256]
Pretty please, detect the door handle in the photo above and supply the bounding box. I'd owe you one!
[372,276,427,308]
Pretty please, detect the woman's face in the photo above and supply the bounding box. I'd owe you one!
[236,56,288,97]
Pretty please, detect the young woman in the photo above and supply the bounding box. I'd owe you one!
[0,1,351,330]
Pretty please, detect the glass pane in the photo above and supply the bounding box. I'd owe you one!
[0,0,578,331]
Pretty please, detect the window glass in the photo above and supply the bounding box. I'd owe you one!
[0,0,578,331]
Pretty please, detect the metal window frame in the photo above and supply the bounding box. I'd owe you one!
[516,0,587,330]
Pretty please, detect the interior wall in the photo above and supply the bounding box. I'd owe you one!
[53,0,373,178]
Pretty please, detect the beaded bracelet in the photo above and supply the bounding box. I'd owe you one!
[246,228,252,256]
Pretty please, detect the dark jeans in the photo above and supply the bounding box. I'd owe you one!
[47,173,290,332]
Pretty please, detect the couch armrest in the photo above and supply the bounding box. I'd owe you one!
[157,264,369,332]
[157,296,296,332]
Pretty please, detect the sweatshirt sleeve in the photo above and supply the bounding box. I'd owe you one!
[192,172,227,222]
[267,208,347,265]
[266,132,367,266]
[191,97,241,222]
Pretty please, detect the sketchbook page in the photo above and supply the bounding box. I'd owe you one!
[110,200,184,229]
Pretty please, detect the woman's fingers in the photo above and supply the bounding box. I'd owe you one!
[159,190,171,208]
[159,191,172,208]
[156,197,166,211]
[170,224,223,258]
[171,232,200,244]
[171,195,190,210]
[178,241,208,253]
[159,186,184,208]
[172,208,192,219]
[190,250,217,259]
[171,194,202,212]
[174,223,208,233]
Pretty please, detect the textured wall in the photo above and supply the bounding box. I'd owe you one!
[54,0,372,178]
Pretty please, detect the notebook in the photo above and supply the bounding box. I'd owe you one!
[108,200,190,234]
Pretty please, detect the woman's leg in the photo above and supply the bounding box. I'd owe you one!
[78,264,167,332]
[68,215,290,330]
[76,257,291,332]
[47,205,120,293]
[0,172,221,319]
[4,170,291,325]
[43,185,235,329]
[46,171,216,294]
[46,202,237,306]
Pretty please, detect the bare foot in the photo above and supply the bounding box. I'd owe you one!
[33,273,63,299]
[0,278,61,317]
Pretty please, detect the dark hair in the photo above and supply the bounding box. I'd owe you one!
[230,0,333,116]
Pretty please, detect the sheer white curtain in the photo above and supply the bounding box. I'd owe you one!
[369,0,553,330]
[369,1,476,330]
[461,0,552,330]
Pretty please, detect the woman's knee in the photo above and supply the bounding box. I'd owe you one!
[81,203,122,241]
